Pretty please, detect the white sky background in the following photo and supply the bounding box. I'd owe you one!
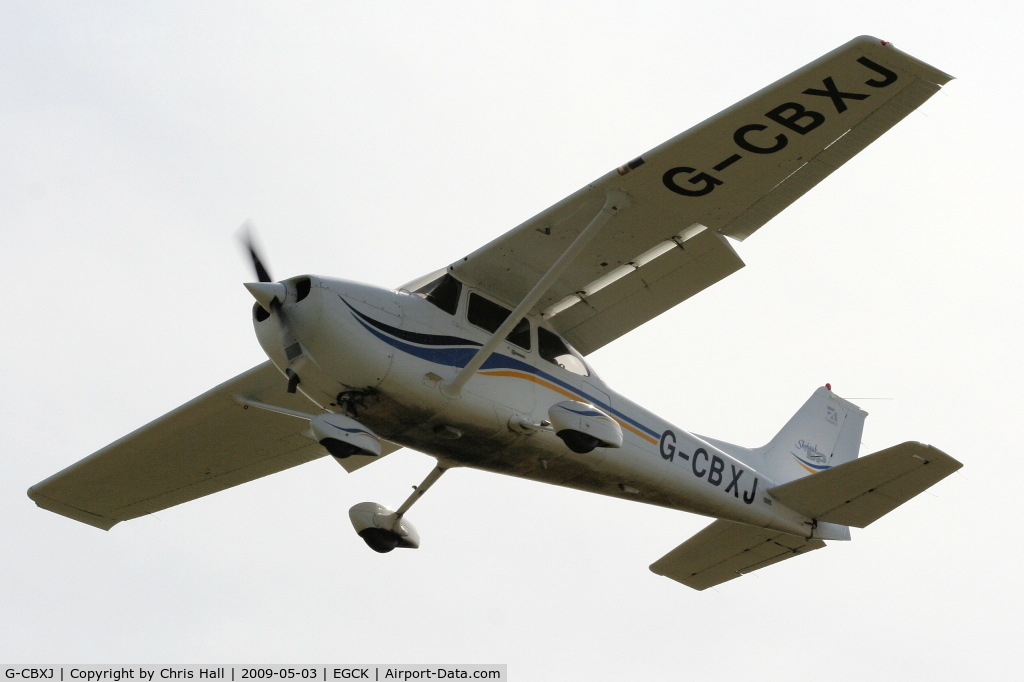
[2,1,1021,679]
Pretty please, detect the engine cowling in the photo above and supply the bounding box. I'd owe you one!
[309,413,383,459]
[548,400,623,454]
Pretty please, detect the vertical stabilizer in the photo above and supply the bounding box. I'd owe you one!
[759,387,867,485]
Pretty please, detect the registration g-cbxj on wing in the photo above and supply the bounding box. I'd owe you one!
[30,37,961,590]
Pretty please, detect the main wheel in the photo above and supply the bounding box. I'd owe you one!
[319,437,363,459]
[358,527,401,553]
[557,430,601,454]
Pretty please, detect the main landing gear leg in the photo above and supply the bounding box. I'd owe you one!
[349,464,447,553]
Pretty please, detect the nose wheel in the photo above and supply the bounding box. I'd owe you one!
[349,464,447,553]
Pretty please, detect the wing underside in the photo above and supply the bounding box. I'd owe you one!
[448,36,952,354]
[28,361,399,530]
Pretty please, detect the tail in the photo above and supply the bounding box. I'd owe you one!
[759,386,867,484]
[699,386,868,486]
[655,387,962,590]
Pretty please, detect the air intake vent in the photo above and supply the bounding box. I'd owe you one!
[295,277,312,302]
[254,303,270,322]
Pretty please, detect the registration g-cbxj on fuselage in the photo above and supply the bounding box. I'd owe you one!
[29,36,961,590]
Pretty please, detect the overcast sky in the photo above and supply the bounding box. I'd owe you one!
[2,2,1021,680]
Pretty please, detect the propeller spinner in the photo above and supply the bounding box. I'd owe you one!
[239,225,302,393]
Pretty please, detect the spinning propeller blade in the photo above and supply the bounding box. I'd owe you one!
[240,223,273,283]
[237,223,302,393]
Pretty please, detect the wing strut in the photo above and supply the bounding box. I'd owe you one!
[442,190,631,398]
[232,394,315,421]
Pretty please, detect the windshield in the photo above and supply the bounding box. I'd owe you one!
[414,273,462,315]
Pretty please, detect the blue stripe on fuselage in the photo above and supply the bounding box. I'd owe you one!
[344,298,482,347]
[348,306,661,441]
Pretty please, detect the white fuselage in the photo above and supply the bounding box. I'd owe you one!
[253,275,814,538]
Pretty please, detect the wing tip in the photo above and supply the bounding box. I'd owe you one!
[27,485,119,531]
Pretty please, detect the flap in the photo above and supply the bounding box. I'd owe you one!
[650,519,825,591]
[28,361,400,530]
[448,36,951,353]
[548,226,744,355]
[768,442,962,528]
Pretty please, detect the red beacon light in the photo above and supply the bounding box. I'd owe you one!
[825,383,832,391]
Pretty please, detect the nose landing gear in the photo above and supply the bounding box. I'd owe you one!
[349,464,447,553]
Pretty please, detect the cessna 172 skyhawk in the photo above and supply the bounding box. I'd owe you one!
[29,36,961,590]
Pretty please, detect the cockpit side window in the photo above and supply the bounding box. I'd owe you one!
[467,293,531,350]
[538,327,589,376]
[414,273,462,315]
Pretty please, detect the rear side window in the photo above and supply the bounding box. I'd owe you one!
[467,293,531,350]
[538,327,589,376]
[414,273,462,315]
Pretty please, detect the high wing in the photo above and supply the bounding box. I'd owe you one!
[28,361,400,530]
[449,36,952,355]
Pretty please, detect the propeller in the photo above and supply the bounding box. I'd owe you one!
[241,224,273,283]
[238,223,302,393]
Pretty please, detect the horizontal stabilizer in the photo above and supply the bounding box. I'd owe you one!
[769,442,962,528]
[650,519,825,591]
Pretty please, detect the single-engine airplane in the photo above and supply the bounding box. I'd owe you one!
[29,36,962,590]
